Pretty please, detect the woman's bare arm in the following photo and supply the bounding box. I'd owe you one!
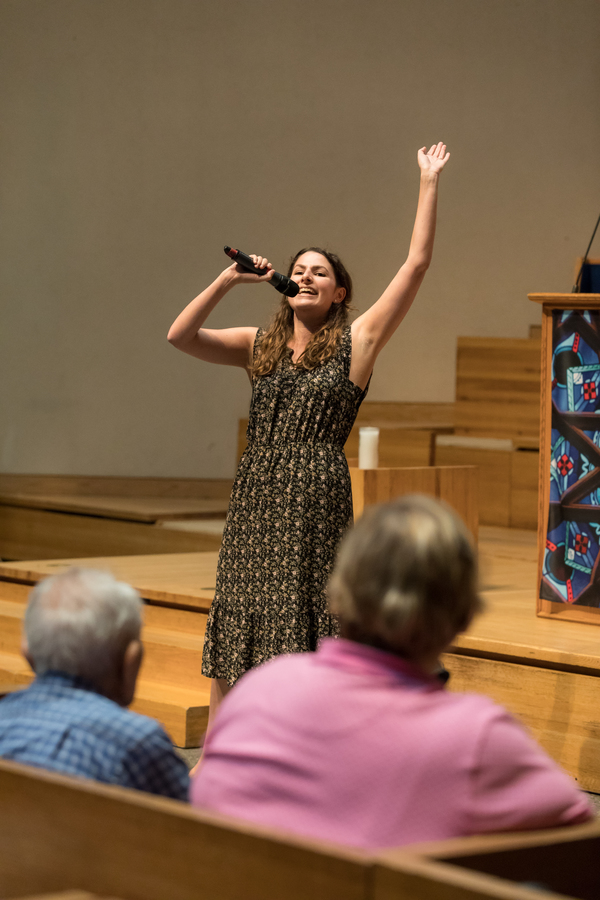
[350,143,450,388]
[167,258,273,368]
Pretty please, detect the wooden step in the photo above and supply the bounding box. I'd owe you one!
[140,625,208,690]
[0,579,210,747]
[0,652,207,748]
[143,602,207,633]
[0,555,218,612]
[132,679,209,748]
[0,599,24,653]
[0,585,208,692]
[0,474,233,500]
[0,505,222,561]
[0,581,31,603]
[0,650,33,685]
[0,493,230,523]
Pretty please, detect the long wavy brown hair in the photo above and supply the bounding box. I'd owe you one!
[251,248,353,378]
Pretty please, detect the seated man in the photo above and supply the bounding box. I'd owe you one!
[0,567,189,801]
[191,495,593,848]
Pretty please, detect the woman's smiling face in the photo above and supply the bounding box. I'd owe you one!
[288,251,346,318]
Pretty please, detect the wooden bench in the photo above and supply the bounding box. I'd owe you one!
[0,758,370,900]
[0,757,596,900]
[384,820,600,900]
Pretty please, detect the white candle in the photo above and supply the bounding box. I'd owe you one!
[358,427,379,469]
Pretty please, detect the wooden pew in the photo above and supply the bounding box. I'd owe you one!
[0,758,594,900]
[374,852,575,900]
[0,759,369,900]
[379,821,600,900]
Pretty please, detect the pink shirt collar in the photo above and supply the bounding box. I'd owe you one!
[316,637,443,691]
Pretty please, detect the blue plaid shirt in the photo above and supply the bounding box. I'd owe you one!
[0,672,189,801]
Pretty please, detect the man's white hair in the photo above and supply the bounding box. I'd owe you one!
[24,567,143,685]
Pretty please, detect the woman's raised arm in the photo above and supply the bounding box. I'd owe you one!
[167,258,273,368]
[350,143,450,389]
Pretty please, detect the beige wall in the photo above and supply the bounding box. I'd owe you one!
[1,0,599,478]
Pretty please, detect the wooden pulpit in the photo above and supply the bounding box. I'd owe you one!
[531,292,600,623]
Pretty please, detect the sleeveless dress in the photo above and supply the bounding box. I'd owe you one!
[201,325,368,685]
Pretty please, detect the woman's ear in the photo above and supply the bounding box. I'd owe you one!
[334,287,346,305]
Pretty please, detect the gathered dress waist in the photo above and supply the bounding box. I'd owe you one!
[246,439,344,449]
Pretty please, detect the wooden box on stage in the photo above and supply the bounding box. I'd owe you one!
[532,292,600,624]
[349,465,478,542]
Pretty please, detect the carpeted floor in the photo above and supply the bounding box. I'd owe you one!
[175,746,202,770]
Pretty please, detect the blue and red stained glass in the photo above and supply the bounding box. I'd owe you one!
[541,310,600,606]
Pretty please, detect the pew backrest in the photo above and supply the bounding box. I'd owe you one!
[0,759,368,900]
[0,758,596,900]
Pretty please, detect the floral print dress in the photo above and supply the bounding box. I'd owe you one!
[201,326,368,685]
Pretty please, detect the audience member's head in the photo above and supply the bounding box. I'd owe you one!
[328,494,482,668]
[23,567,143,706]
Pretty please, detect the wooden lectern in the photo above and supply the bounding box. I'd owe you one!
[531,292,600,624]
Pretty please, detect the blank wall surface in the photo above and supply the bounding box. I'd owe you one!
[1,0,599,478]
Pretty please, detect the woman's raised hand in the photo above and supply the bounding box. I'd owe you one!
[417,142,450,175]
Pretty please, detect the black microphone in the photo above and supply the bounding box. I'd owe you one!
[224,246,299,297]
[572,212,600,293]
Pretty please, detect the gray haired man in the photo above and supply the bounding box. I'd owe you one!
[0,568,189,800]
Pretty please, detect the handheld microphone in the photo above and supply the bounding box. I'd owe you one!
[572,212,600,293]
[224,246,299,298]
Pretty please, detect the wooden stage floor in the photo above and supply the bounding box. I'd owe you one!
[3,526,600,787]
[4,525,599,665]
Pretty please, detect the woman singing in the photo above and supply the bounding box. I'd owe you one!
[168,142,450,722]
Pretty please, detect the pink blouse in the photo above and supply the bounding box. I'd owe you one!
[192,638,592,849]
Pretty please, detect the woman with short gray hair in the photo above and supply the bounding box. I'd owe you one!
[329,494,481,667]
[192,496,592,848]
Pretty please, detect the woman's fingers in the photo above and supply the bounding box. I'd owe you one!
[251,254,271,271]
[429,142,445,158]
[234,255,274,282]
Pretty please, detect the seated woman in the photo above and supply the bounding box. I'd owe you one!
[191,496,592,849]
